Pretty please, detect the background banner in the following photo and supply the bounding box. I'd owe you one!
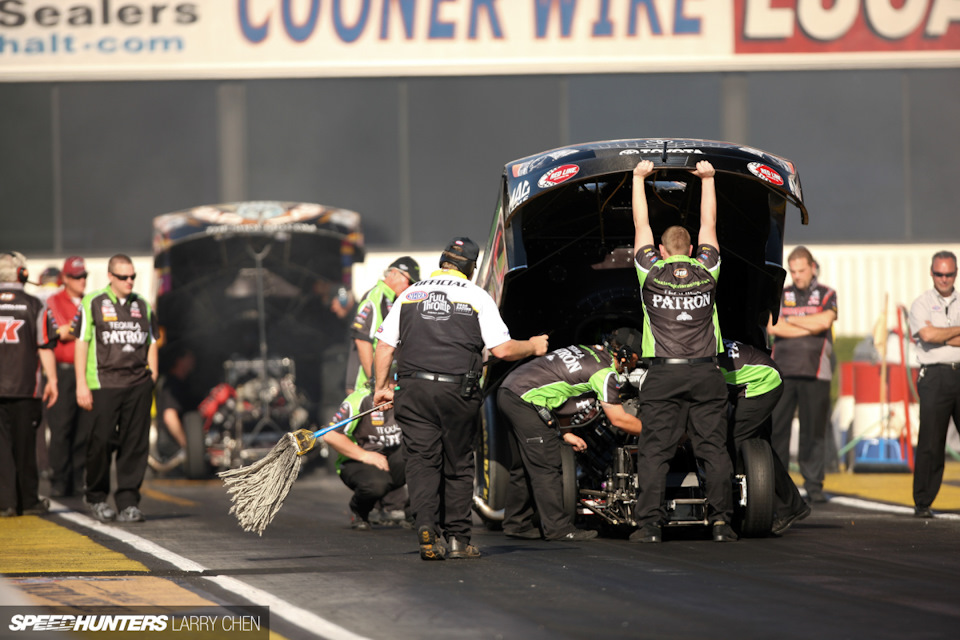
[1,0,959,81]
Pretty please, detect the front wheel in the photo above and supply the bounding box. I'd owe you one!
[735,438,775,537]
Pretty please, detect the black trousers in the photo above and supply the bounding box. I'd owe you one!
[0,397,43,513]
[728,386,806,519]
[635,362,733,526]
[82,380,153,510]
[339,447,406,519]
[499,388,576,539]
[46,366,88,496]
[913,365,960,508]
[395,377,480,544]
[771,378,830,493]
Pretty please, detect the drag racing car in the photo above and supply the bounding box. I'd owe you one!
[150,201,364,478]
[472,139,809,537]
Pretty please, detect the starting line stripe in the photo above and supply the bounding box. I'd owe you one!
[826,495,960,520]
[49,501,371,640]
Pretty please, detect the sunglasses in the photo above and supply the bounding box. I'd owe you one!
[933,271,957,278]
[110,272,136,281]
[66,273,87,279]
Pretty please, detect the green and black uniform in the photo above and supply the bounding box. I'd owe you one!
[498,344,622,539]
[633,243,733,527]
[345,280,397,393]
[328,388,405,521]
[718,339,805,520]
[73,286,158,511]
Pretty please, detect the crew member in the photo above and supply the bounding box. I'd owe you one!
[630,159,737,544]
[74,255,158,523]
[0,251,58,517]
[373,237,548,561]
[45,256,88,497]
[324,384,406,530]
[155,346,196,465]
[718,339,810,535]
[908,250,960,518]
[498,328,644,541]
[345,257,420,394]
[767,246,838,504]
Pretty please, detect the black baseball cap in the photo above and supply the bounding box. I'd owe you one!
[388,256,420,282]
[442,237,480,263]
[610,327,643,355]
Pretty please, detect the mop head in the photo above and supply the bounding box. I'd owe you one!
[218,432,304,536]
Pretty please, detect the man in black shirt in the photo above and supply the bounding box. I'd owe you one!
[630,159,736,543]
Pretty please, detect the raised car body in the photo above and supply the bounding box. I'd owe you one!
[474,138,808,535]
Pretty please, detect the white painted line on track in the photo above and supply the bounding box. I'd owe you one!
[48,501,371,640]
[826,495,960,520]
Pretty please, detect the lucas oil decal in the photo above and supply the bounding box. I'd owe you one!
[538,164,580,188]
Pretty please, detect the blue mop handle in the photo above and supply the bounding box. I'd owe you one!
[308,402,392,439]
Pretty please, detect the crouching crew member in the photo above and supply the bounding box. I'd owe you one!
[630,159,737,544]
[323,385,406,531]
[718,339,810,535]
[373,237,548,561]
[498,328,644,541]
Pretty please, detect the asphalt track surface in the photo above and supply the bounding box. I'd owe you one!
[3,463,960,640]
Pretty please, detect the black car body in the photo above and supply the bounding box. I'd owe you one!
[152,201,364,476]
[473,138,808,533]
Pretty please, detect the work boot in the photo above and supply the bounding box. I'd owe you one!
[418,526,447,561]
[504,528,541,540]
[914,506,934,519]
[629,523,662,543]
[771,503,812,536]
[22,498,50,516]
[548,529,598,541]
[350,511,371,531]
[712,521,739,542]
[448,537,482,559]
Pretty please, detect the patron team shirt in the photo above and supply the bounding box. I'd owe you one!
[73,287,158,389]
[0,283,57,398]
[771,278,837,380]
[376,269,511,376]
[635,244,723,358]
[501,344,623,411]
[346,279,397,390]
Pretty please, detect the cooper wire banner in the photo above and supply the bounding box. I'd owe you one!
[0,0,958,82]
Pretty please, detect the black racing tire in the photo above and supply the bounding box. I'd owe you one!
[561,444,578,519]
[736,438,775,537]
[183,411,210,480]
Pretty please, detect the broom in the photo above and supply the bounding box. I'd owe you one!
[219,402,389,535]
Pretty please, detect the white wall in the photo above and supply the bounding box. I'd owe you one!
[24,243,958,338]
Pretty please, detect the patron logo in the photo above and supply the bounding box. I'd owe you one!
[649,292,711,310]
[419,292,451,321]
[552,346,584,373]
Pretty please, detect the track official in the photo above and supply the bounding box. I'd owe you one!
[630,159,736,543]
[498,329,643,541]
[0,251,58,517]
[909,250,960,518]
[718,339,809,535]
[373,237,548,561]
[74,254,158,523]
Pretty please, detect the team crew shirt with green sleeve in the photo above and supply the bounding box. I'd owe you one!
[72,287,158,389]
[345,280,398,393]
[501,344,623,412]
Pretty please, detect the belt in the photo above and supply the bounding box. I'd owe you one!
[57,363,74,369]
[924,362,960,370]
[649,356,717,365]
[399,372,464,383]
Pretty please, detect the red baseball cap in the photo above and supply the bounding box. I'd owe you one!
[62,256,87,278]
